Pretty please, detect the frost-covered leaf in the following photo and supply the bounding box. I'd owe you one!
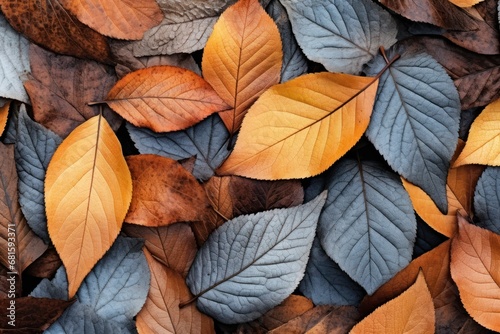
[474,166,500,234]
[318,159,416,294]
[365,47,460,213]
[281,0,397,74]
[127,114,230,181]
[15,106,62,242]
[186,192,327,324]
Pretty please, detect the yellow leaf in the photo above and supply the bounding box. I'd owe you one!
[202,0,282,134]
[450,214,500,332]
[0,101,9,137]
[45,115,132,298]
[218,73,377,179]
[447,0,484,7]
[454,98,500,167]
[350,271,435,334]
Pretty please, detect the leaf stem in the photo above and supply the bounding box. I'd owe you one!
[179,297,196,309]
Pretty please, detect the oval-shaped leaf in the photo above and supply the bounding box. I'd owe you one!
[474,166,500,234]
[365,47,461,213]
[202,0,282,134]
[318,159,416,294]
[186,192,327,324]
[45,115,132,298]
[218,72,377,179]
[281,0,397,74]
[106,66,229,133]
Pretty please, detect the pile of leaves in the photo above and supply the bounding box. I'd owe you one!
[1,0,500,332]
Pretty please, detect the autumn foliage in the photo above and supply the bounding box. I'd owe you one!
[1,0,500,332]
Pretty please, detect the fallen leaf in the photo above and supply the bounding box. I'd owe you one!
[45,115,132,298]
[474,166,500,234]
[59,0,163,40]
[218,72,377,179]
[450,213,500,332]
[203,176,234,222]
[0,101,9,137]
[24,247,62,279]
[351,271,435,334]
[202,0,282,133]
[448,0,484,7]
[125,154,209,227]
[106,66,229,132]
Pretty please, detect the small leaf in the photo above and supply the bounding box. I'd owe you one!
[45,115,132,298]
[202,0,282,134]
[448,0,485,7]
[281,0,397,74]
[125,154,210,227]
[106,66,228,132]
[365,47,460,213]
[474,166,500,234]
[0,101,9,137]
[186,192,327,324]
[454,98,500,167]
[127,114,230,181]
[25,247,62,279]
[218,72,377,179]
[350,271,435,333]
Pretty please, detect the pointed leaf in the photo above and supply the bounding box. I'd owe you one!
[30,266,69,300]
[186,192,327,324]
[45,115,132,298]
[350,271,435,334]
[281,0,397,74]
[218,72,377,179]
[15,106,62,242]
[106,66,228,132]
[318,159,416,294]
[474,166,500,234]
[60,0,163,40]
[0,14,30,103]
[365,47,460,213]
[450,214,500,332]
[127,114,230,181]
[125,154,210,227]
[454,98,500,167]
[0,101,9,137]
[448,0,485,7]
[202,0,282,134]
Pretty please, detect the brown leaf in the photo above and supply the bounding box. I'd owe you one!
[125,154,210,227]
[0,101,9,137]
[0,265,20,299]
[123,222,197,277]
[0,0,113,64]
[136,249,215,334]
[24,45,121,138]
[24,247,62,279]
[190,209,225,247]
[0,297,74,333]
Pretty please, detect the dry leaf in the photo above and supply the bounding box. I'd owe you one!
[106,66,229,132]
[202,0,282,134]
[448,0,484,7]
[218,72,377,179]
[45,115,132,298]
[0,101,9,137]
[24,247,62,279]
[125,154,210,227]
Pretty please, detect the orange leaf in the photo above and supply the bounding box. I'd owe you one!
[351,271,435,334]
[202,0,282,134]
[136,249,214,334]
[60,0,163,40]
[447,0,484,7]
[0,101,9,137]
[125,155,210,227]
[450,213,500,332]
[106,66,229,132]
[454,98,500,167]
[218,73,377,179]
[45,115,132,298]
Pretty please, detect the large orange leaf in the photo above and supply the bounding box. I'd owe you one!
[105,66,229,132]
[450,214,500,332]
[454,98,500,167]
[45,115,132,298]
[351,271,435,334]
[60,0,163,40]
[0,101,9,137]
[218,73,377,179]
[202,0,282,134]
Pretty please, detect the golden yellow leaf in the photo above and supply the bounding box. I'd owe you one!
[350,271,435,334]
[218,73,377,179]
[45,115,132,298]
[450,214,500,332]
[202,0,282,134]
[0,101,9,137]
[454,98,500,167]
[447,0,484,7]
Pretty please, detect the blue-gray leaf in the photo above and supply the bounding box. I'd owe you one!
[365,47,460,213]
[186,192,327,324]
[318,159,416,294]
[280,0,397,74]
[15,106,61,242]
[127,114,230,181]
[30,266,68,300]
[474,166,500,234]
[299,237,365,306]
